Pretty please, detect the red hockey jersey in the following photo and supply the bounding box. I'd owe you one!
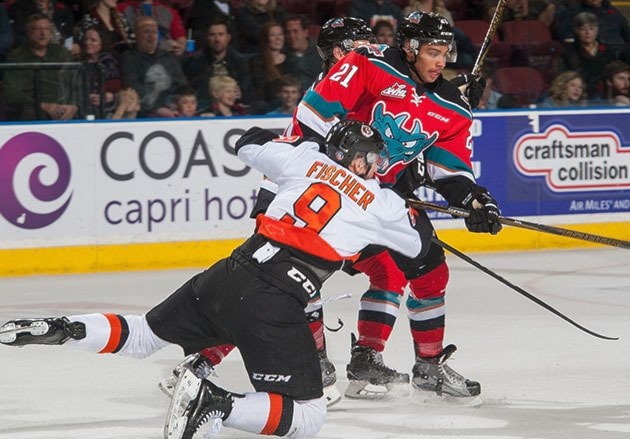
[293,44,476,188]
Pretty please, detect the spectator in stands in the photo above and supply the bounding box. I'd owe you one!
[540,70,587,107]
[527,0,556,26]
[249,21,299,114]
[111,87,140,118]
[118,0,187,56]
[476,61,504,110]
[558,11,617,99]
[81,26,122,118]
[0,6,13,65]
[558,0,630,57]
[372,19,395,46]
[120,16,188,117]
[76,0,135,55]
[403,0,453,24]
[266,74,301,115]
[4,13,79,120]
[503,0,528,21]
[235,0,287,55]
[284,14,321,92]
[183,17,253,110]
[173,84,199,116]
[601,60,630,106]
[187,0,238,50]
[349,0,403,29]
[204,75,248,116]
[9,0,75,47]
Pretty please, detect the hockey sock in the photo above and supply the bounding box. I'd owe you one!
[407,261,448,357]
[356,289,402,352]
[200,344,236,366]
[305,290,325,352]
[226,393,325,438]
[352,251,406,352]
[66,313,169,358]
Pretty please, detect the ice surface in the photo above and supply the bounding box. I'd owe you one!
[1,248,629,439]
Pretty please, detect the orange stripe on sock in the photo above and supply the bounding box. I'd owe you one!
[260,393,283,435]
[98,313,122,354]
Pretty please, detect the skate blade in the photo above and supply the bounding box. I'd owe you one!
[412,387,483,407]
[164,367,202,439]
[0,321,49,344]
[344,380,409,400]
[195,417,223,438]
[324,384,342,407]
[158,375,177,399]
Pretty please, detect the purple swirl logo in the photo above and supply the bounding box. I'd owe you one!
[0,132,72,229]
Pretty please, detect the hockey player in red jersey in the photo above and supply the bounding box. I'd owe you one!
[0,120,435,439]
[292,11,502,399]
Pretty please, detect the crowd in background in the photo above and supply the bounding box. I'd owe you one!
[0,0,629,121]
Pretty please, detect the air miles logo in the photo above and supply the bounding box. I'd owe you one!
[513,125,630,192]
[0,132,73,229]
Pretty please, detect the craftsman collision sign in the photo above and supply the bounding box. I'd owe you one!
[460,110,630,218]
[513,124,630,192]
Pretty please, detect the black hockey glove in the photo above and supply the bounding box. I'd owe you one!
[234,126,277,153]
[464,188,502,235]
[249,187,276,219]
[433,177,502,235]
[450,74,486,109]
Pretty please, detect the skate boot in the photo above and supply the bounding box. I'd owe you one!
[319,349,342,406]
[159,353,216,398]
[165,363,238,439]
[345,334,409,399]
[0,317,85,346]
[412,344,481,397]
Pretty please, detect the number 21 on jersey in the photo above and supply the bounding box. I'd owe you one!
[329,63,359,88]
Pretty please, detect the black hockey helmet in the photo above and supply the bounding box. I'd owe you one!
[397,11,457,62]
[317,17,376,61]
[325,120,388,171]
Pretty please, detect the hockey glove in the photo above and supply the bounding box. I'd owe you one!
[464,189,502,235]
[450,74,486,109]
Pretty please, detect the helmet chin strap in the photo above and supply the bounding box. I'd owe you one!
[405,50,425,85]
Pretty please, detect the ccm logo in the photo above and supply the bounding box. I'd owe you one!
[252,373,292,382]
[287,267,317,296]
[427,112,449,123]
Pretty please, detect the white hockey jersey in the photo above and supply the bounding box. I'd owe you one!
[237,135,424,262]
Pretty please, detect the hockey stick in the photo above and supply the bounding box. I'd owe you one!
[432,237,618,340]
[471,0,507,76]
[408,199,630,250]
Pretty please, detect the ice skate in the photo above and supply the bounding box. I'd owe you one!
[412,344,481,398]
[164,363,235,439]
[344,334,409,399]
[0,317,85,346]
[159,353,215,398]
[319,349,342,407]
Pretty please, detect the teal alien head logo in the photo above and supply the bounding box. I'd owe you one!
[370,102,439,167]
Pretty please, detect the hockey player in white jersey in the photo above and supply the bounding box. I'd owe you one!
[0,120,434,439]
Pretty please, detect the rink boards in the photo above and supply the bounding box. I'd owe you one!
[1,109,629,276]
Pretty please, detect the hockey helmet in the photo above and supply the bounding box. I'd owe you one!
[397,11,457,62]
[317,17,376,61]
[325,120,388,173]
